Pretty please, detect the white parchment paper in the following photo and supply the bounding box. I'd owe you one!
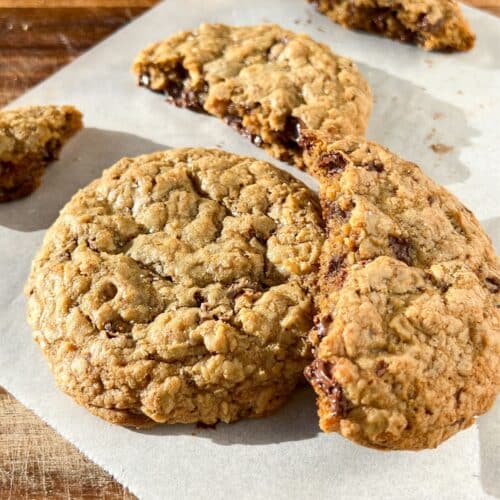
[1,1,499,498]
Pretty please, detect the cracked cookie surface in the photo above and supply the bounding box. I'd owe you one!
[0,105,82,202]
[308,0,475,51]
[26,148,324,427]
[303,133,500,450]
[132,23,371,171]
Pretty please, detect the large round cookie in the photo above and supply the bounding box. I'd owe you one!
[133,23,372,172]
[26,148,324,427]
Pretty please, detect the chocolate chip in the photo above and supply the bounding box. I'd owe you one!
[389,235,412,266]
[375,360,387,377]
[417,13,445,34]
[369,7,415,42]
[100,282,118,302]
[327,200,353,221]
[43,138,62,161]
[297,133,315,151]
[284,115,303,143]
[157,63,206,111]
[224,113,267,150]
[486,276,500,293]
[193,291,205,307]
[247,228,266,245]
[317,151,347,175]
[371,7,391,31]
[304,359,349,418]
[327,255,346,277]
[103,317,131,335]
[363,159,384,172]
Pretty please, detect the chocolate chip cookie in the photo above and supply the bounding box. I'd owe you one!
[0,105,82,202]
[303,132,500,450]
[26,148,324,427]
[132,23,372,171]
[308,0,475,51]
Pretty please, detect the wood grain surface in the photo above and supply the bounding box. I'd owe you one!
[0,1,498,499]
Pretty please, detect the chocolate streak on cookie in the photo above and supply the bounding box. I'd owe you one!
[305,358,349,418]
[225,113,306,162]
[139,66,306,163]
[310,1,459,50]
[139,64,206,112]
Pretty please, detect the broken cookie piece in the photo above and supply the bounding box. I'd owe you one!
[132,23,372,171]
[308,0,475,51]
[304,132,500,450]
[0,105,83,202]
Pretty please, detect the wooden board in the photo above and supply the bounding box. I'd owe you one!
[0,1,498,498]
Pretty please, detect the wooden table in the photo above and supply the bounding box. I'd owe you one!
[0,1,498,498]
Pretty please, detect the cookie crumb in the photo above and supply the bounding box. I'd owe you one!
[425,128,436,141]
[430,143,453,154]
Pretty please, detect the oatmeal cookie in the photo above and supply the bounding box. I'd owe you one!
[303,132,500,449]
[308,0,475,51]
[0,105,82,202]
[132,23,371,171]
[26,148,324,427]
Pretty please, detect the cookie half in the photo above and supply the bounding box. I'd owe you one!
[0,105,83,202]
[303,132,500,450]
[308,0,475,51]
[26,148,324,427]
[132,23,372,171]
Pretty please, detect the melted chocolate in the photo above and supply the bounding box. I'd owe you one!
[304,358,349,418]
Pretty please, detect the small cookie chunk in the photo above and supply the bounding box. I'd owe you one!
[26,148,324,427]
[308,0,475,51]
[132,23,372,171]
[0,105,83,202]
[303,133,500,450]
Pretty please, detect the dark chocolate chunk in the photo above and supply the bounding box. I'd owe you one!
[100,282,118,302]
[317,151,347,175]
[103,316,131,335]
[327,200,354,221]
[193,291,205,307]
[224,112,267,150]
[43,138,62,161]
[389,235,412,266]
[375,360,387,377]
[417,13,445,34]
[363,159,384,172]
[281,115,303,147]
[486,276,500,293]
